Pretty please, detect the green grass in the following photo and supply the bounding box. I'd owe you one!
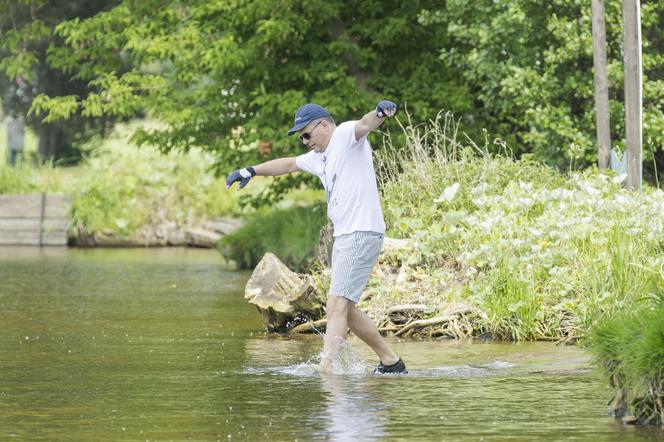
[481,260,547,341]
[364,111,664,425]
[367,112,664,424]
[369,111,664,343]
[0,120,240,238]
[588,300,664,425]
[218,203,328,272]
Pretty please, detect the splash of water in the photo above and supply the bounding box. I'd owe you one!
[329,339,369,375]
[239,338,371,377]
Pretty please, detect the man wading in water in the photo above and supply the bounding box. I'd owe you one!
[226,100,407,375]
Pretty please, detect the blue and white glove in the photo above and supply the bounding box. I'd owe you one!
[376,99,397,118]
[226,166,256,189]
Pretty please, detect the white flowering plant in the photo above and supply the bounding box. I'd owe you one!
[375,113,664,341]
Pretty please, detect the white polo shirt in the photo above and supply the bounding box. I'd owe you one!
[296,121,386,237]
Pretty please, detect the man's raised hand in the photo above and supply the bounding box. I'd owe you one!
[225,166,256,189]
[376,100,397,118]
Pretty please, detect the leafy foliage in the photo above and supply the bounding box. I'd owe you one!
[588,301,664,425]
[10,0,662,178]
[218,203,328,272]
[0,122,238,237]
[0,0,124,162]
[372,115,664,342]
[419,0,664,172]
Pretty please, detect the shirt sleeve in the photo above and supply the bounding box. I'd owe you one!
[341,121,368,150]
[296,151,323,177]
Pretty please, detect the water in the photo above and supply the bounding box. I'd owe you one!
[0,247,661,441]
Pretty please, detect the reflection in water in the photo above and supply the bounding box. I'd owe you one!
[320,374,386,441]
[240,334,664,441]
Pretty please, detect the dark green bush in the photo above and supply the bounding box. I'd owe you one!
[588,301,664,425]
[218,203,328,272]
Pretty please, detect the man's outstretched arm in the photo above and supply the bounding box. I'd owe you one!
[226,157,299,189]
[354,99,398,141]
[252,157,299,176]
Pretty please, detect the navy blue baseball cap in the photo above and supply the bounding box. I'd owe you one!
[287,103,331,136]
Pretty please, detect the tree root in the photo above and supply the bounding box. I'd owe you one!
[383,303,486,339]
[394,315,456,337]
[289,319,327,334]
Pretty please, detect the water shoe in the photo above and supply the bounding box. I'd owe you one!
[373,358,408,374]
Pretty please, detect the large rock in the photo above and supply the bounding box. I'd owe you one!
[245,252,324,332]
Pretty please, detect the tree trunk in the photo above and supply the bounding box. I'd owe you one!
[622,0,643,191]
[591,0,611,169]
[38,123,63,160]
[244,252,324,332]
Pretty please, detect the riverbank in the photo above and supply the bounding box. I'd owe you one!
[1,122,241,244]
[217,115,662,424]
[302,114,663,425]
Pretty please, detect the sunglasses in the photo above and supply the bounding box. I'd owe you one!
[299,120,322,143]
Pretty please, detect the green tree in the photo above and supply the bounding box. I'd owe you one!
[24,0,462,178]
[0,0,123,162]
[419,0,664,172]
[21,0,664,178]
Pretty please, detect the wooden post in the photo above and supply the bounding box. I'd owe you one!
[622,0,642,191]
[0,194,70,245]
[38,192,46,246]
[591,0,611,169]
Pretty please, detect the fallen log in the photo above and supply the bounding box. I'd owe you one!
[386,304,430,324]
[394,315,456,337]
[290,319,327,334]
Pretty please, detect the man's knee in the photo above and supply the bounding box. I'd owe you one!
[326,295,352,318]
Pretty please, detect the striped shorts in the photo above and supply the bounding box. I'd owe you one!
[329,231,384,304]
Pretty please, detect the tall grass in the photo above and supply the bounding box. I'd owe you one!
[0,160,40,193]
[373,111,664,343]
[218,203,328,272]
[371,112,664,424]
[588,295,664,425]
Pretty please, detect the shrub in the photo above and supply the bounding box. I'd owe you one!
[588,300,664,425]
[371,112,664,342]
[218,203,328,272]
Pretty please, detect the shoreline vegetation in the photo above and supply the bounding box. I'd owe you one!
[1,116,662,425]
[370,113,662,425]
[366,113,662,425]
[1,122,249,246]
[228,113,663,426]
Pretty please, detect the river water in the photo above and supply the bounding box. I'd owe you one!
[0,247,661,441]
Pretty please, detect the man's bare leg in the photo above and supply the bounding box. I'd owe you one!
[348,305,399,365]
[319,295,352,373]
